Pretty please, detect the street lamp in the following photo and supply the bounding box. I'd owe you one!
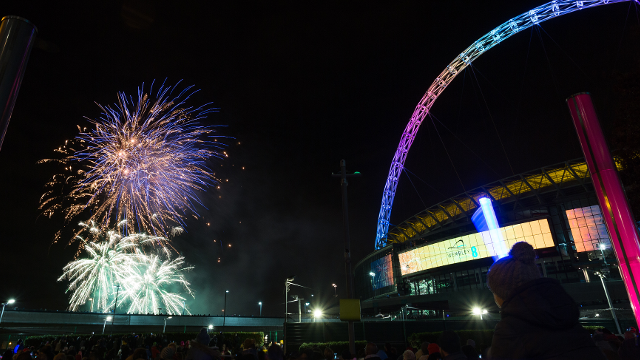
[258,302,262,317]
[89,298,94,313]
[369,272,376,297]
[110,283,121,334]
[223,290,229,328]
[103,316,112,334]
[0,299,15,324]
[305,302,310,315]
[313,309,322,322]
[332,284,337,297]
[599,243,608,265]
[594,271,622,334]
[163,316,172,333]
[472,307,488,320]
[208,324,213,330]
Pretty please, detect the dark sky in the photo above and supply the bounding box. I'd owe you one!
[0,1,638,317]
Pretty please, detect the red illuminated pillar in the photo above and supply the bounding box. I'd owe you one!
[567,92,640,326]
[0,16,38,150]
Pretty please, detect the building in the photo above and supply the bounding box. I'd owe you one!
[354,159,634,324]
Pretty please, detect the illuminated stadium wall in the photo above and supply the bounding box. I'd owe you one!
[371,255,394,290]
[397,219,554,275]
[354,160,620,303]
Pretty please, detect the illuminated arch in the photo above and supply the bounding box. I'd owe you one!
[375,0,633,249]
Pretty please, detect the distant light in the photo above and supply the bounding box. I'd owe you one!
[208,325,213,329]
[258,302,262,305]
[332,284,337,288]
[228,244,231,247]
[305,302,310,306]
[7,299,15,304]
[600,244,606,250]
[313,309,322,318]
[106,316,112,321]
[472,307,481,315]
[167,316,172,319]
[225,290,229,293]
[482,310,488,314]
[311,294,314,297]
[369,272,375,277]
[595,313,600,317]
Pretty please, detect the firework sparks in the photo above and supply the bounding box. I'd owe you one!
[58,224,194,314]
[40,82,225,244]
[58,228,142,312]
[120,254,194,315]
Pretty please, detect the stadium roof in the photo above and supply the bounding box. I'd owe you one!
[384,159,621,244]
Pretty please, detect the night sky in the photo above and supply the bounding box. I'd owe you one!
[0,1,638,317]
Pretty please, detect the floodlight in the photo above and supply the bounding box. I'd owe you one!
[313,309,323,318]
[472,307,481,315]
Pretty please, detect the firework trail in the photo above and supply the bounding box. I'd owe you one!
[59,223,194,314]
[40,81,225,245]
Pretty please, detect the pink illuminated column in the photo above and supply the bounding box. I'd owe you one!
[567,93,640,326]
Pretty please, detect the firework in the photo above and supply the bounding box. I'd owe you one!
[58,225,142,312]
[40,82,225,242]
[58,224,194,314]
[120,254,194,315]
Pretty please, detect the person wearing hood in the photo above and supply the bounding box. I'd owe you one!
[487,241,606,360]
[186,328,220,360]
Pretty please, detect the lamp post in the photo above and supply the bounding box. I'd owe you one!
[313,309,322,323]
[103,316,112,334]
[594,271,622,334]
[163,316,172,333]
[332,284,337,297]
[182,300,186,316]
[0,299,15,324]
[223,290,229,328]
[111,283,121,333]
[599,243,608,265]
[89,298,94,313]
[472,307,487,320]
[258,302,262,317]
[369,272,376,298]
[304,303,309,317]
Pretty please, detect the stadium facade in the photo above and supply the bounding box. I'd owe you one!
[354,159,635,323]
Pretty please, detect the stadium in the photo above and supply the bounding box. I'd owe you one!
[354,158,635,326]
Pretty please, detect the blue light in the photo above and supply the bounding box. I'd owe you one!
[479,197,509,260]
[479,197,500,230]
[478,197,509,259]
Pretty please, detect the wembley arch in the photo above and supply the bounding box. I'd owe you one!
[375,0,636,250]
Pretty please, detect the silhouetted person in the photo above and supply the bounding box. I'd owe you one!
[487,242,606,360]
[365,344,381,360]
[186,328,219,360]
[437,331,465,360]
